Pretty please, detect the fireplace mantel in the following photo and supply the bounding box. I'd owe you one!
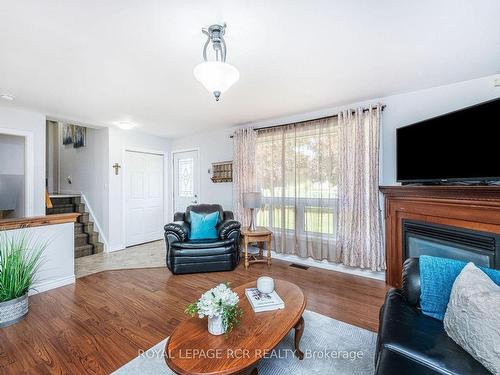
[380,185,500,287]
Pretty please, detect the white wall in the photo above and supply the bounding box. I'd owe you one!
[171,74,500,206]
[0,107,46,216]
[3,223,75,294]
[107,127,172,251]
[58,125,109,245]
[45,121,59,194]
[0,134,25,217]
[0,134,24,174]
[171,127,234,212]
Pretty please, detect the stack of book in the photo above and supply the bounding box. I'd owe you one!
[245,288,285,312]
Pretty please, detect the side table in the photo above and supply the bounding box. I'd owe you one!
[240,227,273,269]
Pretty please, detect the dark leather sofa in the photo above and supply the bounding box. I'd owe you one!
[375,257,490,375]
[164,204,241,275]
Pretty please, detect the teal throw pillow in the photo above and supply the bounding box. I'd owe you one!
[189,211,219,240]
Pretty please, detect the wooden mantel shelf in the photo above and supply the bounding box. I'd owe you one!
[380,185,500,287]
[0,213,80,231]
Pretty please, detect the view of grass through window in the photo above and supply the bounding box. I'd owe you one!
[257,205,295,230]
[304,206,334,234]
[257,205,334,234]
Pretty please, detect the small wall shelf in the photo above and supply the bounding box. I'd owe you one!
[211,161,233,183]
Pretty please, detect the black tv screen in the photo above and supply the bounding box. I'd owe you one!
[397,97,500,183]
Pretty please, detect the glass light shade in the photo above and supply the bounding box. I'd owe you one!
[193,61,240,100]
[115,121,136,130]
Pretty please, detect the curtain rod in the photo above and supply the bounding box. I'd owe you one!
[229,104,385,138]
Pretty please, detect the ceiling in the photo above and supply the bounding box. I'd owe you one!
[1,0,499,138]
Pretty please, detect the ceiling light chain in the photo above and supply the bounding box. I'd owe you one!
[202,24,227,63]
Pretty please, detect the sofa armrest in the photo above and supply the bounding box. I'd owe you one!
[164,221,190,242]
[217,220,241,240]
[223,211,234,220]
[173,212,185,222]
[402,257,421,306]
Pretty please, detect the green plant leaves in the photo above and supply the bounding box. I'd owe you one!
[222,304,243,337]
[0,231,47,302]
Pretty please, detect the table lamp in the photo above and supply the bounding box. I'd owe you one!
[243,192,262,231]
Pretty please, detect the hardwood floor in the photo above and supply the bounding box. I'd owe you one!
[0,260,387,375]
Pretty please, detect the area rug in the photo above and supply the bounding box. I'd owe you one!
[112,310,377,375]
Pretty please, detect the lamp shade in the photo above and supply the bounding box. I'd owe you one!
[243,192,262,209]
[193,61,240,100]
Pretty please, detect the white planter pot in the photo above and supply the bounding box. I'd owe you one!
[0,293,29,328]
[208,315,226,336]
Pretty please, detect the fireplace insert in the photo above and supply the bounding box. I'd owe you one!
[403,220,500,269]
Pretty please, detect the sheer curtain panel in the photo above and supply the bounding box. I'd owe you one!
[336,106,384,271]
[232,128,257,227]
[255,105,384,271]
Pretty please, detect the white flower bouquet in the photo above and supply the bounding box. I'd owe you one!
[185,283,243,335]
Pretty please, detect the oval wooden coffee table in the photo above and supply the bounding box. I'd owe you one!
[165,279,306,375]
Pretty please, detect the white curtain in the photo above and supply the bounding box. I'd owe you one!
[255,118,339,261]
[335,105,385,271]
[232,128,257,227]
[255,105,385,271]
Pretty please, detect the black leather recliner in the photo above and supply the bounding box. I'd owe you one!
[375,257,490,375]
[164,204,241,275]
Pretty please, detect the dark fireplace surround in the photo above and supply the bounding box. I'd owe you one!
[380,185,500,287]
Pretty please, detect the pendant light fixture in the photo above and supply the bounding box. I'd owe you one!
[193,24,239,101]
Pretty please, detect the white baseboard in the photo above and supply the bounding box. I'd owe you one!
[270,251,386,281]
[30,275,76,295]
[108,243,126,252]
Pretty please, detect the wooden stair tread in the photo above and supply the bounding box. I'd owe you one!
[46,195,103,258]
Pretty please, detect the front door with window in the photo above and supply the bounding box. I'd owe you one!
[173,150,199,214]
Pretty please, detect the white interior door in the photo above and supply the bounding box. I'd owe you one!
[125,151,164,247]
[173,150,199,214]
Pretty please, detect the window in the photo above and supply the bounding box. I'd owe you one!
[258,204,295,230]
[178,158,194,197]
[255,118,338,237]
[304,206,334,235]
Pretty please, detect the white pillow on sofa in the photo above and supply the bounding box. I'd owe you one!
[444,262,500,375]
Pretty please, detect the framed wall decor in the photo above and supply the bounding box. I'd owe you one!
[210,161,232,183]
[62,124,74,145]
[73,126,86,148]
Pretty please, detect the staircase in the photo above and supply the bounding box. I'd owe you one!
[46,195,104,258]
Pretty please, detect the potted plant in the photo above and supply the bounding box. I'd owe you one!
[0,232,46,327]
[185,283,243,336]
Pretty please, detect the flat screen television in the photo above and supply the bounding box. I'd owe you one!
[396,97,500,184]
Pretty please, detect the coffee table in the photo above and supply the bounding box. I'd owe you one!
[165,280,306,375]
